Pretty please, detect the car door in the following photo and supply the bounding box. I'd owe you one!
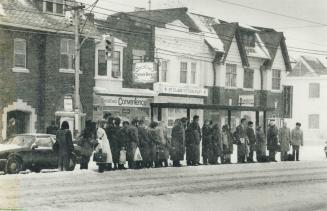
[32,136,57,169]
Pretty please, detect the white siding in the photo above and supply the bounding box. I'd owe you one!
[285,76,327,143]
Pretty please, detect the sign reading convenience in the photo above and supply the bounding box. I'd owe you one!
[101,96,152,108]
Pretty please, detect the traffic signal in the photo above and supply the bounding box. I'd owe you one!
[103,34,114,59]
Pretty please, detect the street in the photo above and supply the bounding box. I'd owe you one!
[1,160,327,211]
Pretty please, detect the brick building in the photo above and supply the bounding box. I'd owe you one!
[0,0,97,141]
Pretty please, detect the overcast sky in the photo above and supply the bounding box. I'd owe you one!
[81,0,327,63]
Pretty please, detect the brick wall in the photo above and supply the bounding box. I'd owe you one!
[0,26,95,138]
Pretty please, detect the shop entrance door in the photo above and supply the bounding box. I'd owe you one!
[7,110,31,136]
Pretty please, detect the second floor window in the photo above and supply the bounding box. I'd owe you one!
[112,51,121,78]
[242,32,255,47]
[272,69,281,90]
[309,114,319,129]
[243,68,254,89]
[60,39,75,70]
[161,60,168,82]
[14,38,26,68]
[191,62,197,84]
[309,83,320,98]
[44,0,64,15]
[225,63,237,87]
[98,50,107,76]
[180,62,187,83]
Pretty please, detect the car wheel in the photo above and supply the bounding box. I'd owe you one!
[67,158,76,171]
[6,156,23,174]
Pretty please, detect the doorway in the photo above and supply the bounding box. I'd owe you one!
[6,110,31,137]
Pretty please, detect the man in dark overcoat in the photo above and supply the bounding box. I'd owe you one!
[138,120,152,168]
[185,115,201,166]
[171,119,185,167]
[267,120,279,162]
[201,120,212,165]
[235,118,248,163]
[246,121,256,162]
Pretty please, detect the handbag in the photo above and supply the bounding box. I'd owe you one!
[93,149,107,163]
[133,147,143,161]
[119,149,127,165]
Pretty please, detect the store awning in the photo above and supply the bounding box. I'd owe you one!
[150,103,275,112]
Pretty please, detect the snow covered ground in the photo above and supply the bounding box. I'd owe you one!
[0,144,326,211]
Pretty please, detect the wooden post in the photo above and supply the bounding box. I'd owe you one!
[263,111,267,134]
[228,110,231,129]
[255,111,259,127]
[158,106,162,121]
[150,105,154,122]
[187,108,191,123]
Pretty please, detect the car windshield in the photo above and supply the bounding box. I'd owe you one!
[7,136,34,147]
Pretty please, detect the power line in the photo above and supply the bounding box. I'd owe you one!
[2,2,327,56]
[213,0,327,27]
[80,0,99,33]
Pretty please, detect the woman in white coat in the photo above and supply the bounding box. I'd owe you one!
[96,120,113,172]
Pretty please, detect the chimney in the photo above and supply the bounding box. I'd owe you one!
[85,13,95,23]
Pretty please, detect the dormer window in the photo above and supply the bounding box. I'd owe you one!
[242,32,255,47]
[44,0,64,15]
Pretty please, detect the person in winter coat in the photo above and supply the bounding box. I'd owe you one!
[148,121,161,167]
[56,121,74,171]
[107,117,123,170]
[202,120,212,165]
[78,120,98,169]
[158,121,171,167]
[96,120,113,173]
[210,123,222,164]
[138,120,152,168]
[279,121,291,161]
[185,115,202,166]
[127,119,140,169]
[170,119,185,167]
[235,118,248,163]
[291,122,304,161]
[256,125,267,162]
[222,125,233,164]
[267,120,279,162]
[246,121,256,162]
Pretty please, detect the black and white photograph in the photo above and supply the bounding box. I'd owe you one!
[0,0,326,210]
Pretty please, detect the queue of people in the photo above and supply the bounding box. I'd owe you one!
[53,114,304,173]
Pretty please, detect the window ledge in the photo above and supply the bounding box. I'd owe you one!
[271,89,282,93]
[243,88,255,91]
[110,78,123,81]
[12,67,29,73]
[225,86,238,90]
[59,69,83,74]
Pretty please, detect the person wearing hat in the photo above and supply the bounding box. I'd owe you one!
[246,121,256,162]
[267,120,279,162]
[278,121,291,161]
[291,122,303,161]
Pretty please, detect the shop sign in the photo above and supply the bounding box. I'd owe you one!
[133,62,157,84]
[239,95,254,106]
[102,96,151,108]
[64,95,73,111]
[154,83,208,97]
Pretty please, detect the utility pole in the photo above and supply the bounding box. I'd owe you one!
[72,4,85,135]
[148,0,151,10]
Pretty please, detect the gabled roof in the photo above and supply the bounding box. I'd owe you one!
[0,0,98,36]
[289,56,327,76]
[188,12,224,52]
[255,28,292,71]
[113,7,201,32]
[212,22,249,66]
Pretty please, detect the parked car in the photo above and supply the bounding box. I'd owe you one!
[0,134,81,174]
